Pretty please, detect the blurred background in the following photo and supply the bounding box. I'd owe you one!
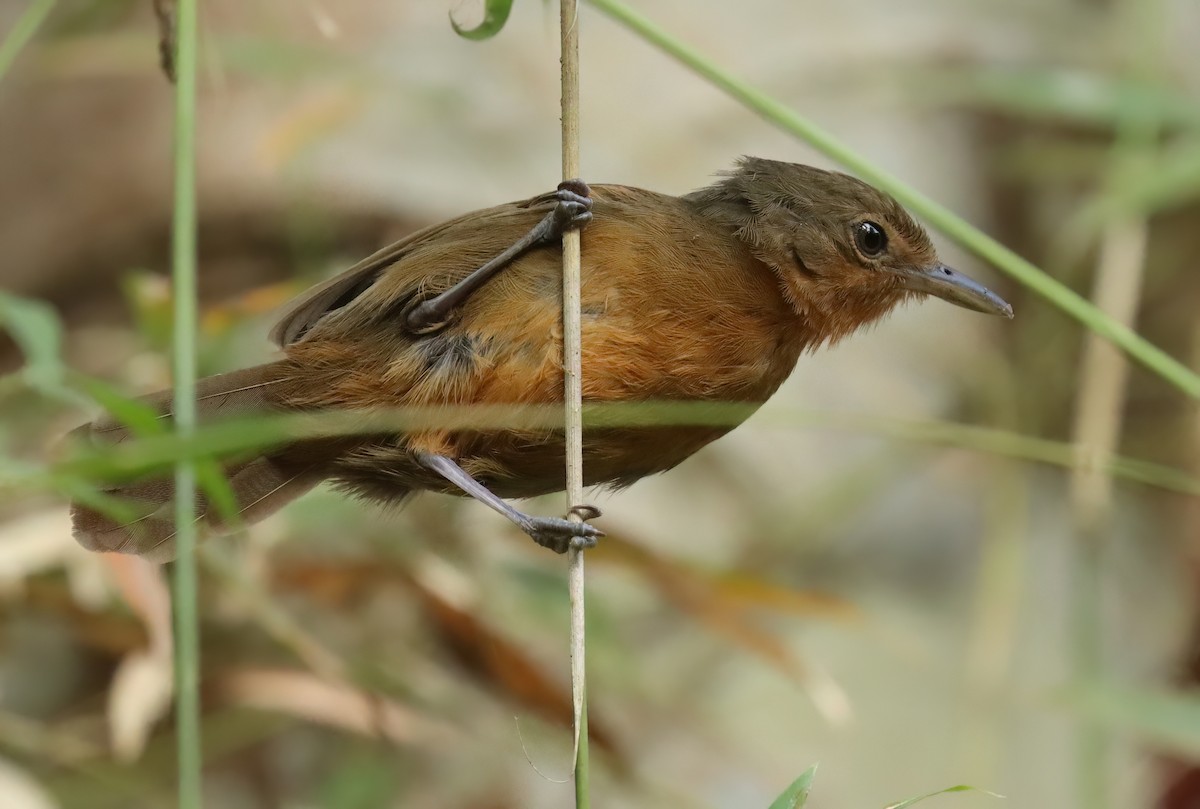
[2,0,1200,807]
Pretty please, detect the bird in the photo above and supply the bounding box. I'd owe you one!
[69,157,1012,562]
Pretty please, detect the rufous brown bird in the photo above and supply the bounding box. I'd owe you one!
[70,157,1011,561]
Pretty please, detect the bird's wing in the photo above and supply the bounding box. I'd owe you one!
[269,190,561,348]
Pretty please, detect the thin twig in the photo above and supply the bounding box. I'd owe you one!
[558,0,589,804]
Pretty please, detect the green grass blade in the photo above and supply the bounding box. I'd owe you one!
[168,0,202,805]
[0,0,56,83]
[767,764,817,809]
[74,376,166,436]
[913,68,1200,131]
[886,785,1000,809]
[20,401,1200,500]
[586,0,1200,400]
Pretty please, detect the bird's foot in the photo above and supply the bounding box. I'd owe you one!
[520,503,603,554]
[549,179,593,237]
[400,180,593,335]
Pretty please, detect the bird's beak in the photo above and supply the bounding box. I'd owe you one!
[898,264,1013,318]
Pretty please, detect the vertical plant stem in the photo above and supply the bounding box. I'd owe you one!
[0,0,56,83]
[1068,216,1147,809]
[961,371,1028,785]
[169,0,201,806]
[559,0,589,804]
[1068,3,1161,806]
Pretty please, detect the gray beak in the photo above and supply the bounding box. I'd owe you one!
[899,264,1013,318]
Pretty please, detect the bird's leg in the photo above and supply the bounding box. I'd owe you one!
[414,451,603,553]
[403,180,593,334]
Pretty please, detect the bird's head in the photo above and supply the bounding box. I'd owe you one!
[697,158,1012,346]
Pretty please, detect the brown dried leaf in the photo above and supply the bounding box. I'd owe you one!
[592,531,853,724]
[102,554,174,761]
[271,559,392,606]
[270,558,624,755]
[406,573,623,759]
[711,570,860,621]
[212,667,458,746]
[591,532,855,621]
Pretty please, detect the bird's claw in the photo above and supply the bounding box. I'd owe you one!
[551,179,593,235]
[522,511,604,554]
[557,178,591,198]
[568,503,602,522]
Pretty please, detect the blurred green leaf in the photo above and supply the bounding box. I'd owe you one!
[767,764,816,809]
[75,377,164,436]
[317,745,398,809]
[219,35,365,82]
[195,459,239,526]
[1063,683,1200,759]
[52,474,143,527]
[0,290,86,406]
[913,68,1200,131]
[1098,140,1200,217]
[44,0,137,35]
[0,0,57,83]
[121,272,174,354]
[74,376,240,537]
[0,292,63,384]
[450,0,514,40]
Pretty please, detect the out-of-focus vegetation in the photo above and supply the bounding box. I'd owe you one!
[1,1,1200,808]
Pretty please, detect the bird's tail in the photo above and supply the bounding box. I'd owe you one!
[69,362,324,562]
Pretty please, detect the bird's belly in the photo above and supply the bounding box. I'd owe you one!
[459,423,740,499]
[441,322,782,497]
[322,423,738,504]
[436,311,792,497]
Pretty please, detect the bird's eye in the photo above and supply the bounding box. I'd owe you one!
[854,221,888,257]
